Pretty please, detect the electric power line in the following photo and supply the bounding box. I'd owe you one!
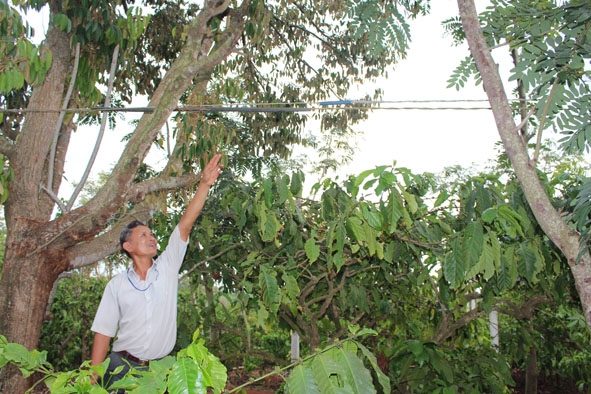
[0,99,493,114]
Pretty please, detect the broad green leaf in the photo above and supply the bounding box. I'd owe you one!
[332,347,376,394]
[290,171,304,196]
[256,300,269,327]
[386,191,403,233]
[401,189,418,213]
[434,190,449,208]
[518,242,543,284]
[443,242,465,289]
[353,169,375,188]
[322,194,338,220]
[282,272,300,299]
[257,203,281,242]
[497,205,524,237]
[282,273,300,315]
[183,337,227,393]
[490,233,502,270]
[168,357,206,394]
[263,178,273,208]
[52,13,72,32]
[462,221,484,269]
[477,236,496,280]
[2,342,47,377]
[278,174,290,204]
[259,265,280,314]
[356,342,391,394]
[333,251,346,272]
[305,238,320,263]
[375,170,396,195]
[346,216,365,243]
[364,225,383,258]
[361,203,383,230]
[328,221,346,256]
[506,246,519,286]
[286,365,321,394]
[497,255,514,292]
[310,353,352,394]
[481,207,497,223]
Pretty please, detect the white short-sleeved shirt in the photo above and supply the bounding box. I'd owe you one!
[91,226,188,360]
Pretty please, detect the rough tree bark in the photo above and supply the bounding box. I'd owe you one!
[0,1,245,392]
[457,0,591,331]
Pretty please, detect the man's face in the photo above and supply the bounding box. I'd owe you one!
[123,225,158,259]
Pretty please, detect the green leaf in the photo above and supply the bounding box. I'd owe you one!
[474,234,496,280]
[278,174,290,204]
[364,225,383,258]
[332,347,376,394]
[182,335,227,394]
[443,240,465,289]
[333,252,346,272]
[481,207,497,223]
[282,273,300,315]
[356,342,391,394]
[283,272,300,299]
[257,202,281,242]
[167,357,206,394]
[52,13,72,32]
[518,242,543,284]
[346,216,365,243]
[385,191,403,233]
[310,353,352,394]
[462,221,484,270]
[305,238,320,264]
[497,205,524,237]
[401,189,418,213]
[263,178,273,208]
[290,171,304,196]
[497,253,515,292]
[434,190,449,208]
[353,169,375,188]
[361,203,383,230]
[322,194,338,220]
[286,365,321,394]
[259,264,280,314]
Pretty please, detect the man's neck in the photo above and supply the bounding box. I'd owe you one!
[132,258,153,280]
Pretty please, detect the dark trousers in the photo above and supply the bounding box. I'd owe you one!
[103,351,148,393]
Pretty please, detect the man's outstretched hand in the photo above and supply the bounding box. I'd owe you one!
[201,153,223,187]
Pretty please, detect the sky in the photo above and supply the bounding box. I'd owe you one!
[333,0,505,178]
[25,0,508,200]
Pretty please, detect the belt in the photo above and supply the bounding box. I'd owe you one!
[118,350,150,366]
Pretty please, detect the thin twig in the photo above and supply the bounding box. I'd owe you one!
[179,244,242,280]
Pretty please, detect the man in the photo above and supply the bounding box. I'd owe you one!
[90,153,223,390]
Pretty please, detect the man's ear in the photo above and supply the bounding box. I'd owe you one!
[122,241,133,254]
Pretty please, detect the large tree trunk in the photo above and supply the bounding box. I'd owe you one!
[0,248,67,392]
[457,0,591,330]
[0,19,74,391]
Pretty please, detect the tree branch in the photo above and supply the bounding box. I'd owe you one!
[457,0,591,330]
[65,44,120,212]
[47,42,80,192]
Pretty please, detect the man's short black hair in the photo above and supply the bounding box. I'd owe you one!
[120,220,145,257]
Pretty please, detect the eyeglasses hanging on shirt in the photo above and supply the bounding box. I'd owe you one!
[126,265,160,292]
